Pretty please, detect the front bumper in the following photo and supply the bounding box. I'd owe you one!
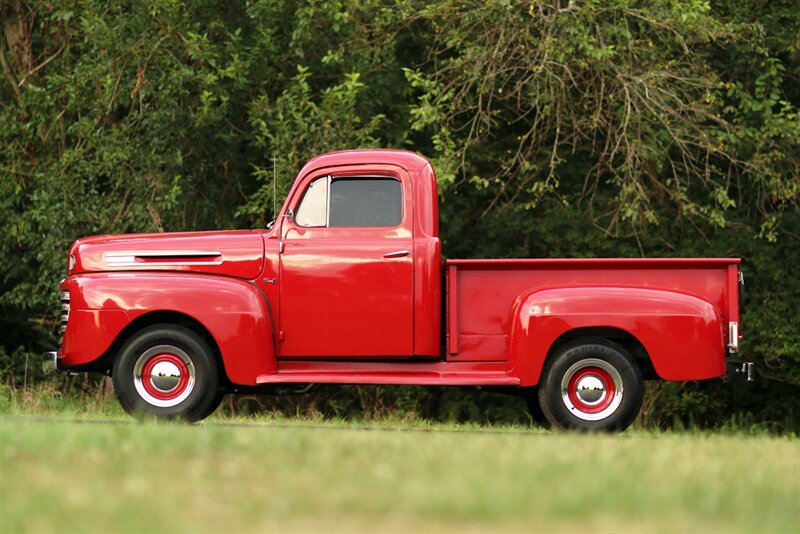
[42,351,60,373]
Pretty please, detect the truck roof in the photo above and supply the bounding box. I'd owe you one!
[298,149,431,176]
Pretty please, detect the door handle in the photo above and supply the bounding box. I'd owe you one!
[383,250,410,259]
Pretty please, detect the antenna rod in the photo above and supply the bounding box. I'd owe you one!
[272,154,277,221]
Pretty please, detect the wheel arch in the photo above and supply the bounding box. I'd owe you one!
[99,311,231,386]
[508,286,725,385]
[60,273,276,385]
[545,327,656,379]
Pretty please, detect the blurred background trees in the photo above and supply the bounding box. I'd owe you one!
[1,0,797,430]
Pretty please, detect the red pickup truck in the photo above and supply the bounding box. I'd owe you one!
[44,149,751,431]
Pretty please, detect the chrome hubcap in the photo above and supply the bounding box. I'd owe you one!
[149,361,182,392]
[575,375,606,405]
[561,358,624,421]
[133,345,196,408]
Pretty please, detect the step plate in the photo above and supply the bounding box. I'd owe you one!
[256,361,520,387]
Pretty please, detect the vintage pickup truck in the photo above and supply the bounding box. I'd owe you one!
[44,149,752,431]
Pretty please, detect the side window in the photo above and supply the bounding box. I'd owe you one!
[294,177,402,228]
[329,178,402,227]
[295,177,328,227]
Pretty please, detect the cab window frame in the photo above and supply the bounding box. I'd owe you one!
[293,175,403,229]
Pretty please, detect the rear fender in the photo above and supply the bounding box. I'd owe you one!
[61,273,276,385]
[508,286,724,385]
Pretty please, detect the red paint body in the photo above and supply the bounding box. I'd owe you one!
[58,150,741,389]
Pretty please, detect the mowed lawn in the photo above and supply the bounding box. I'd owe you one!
[1,417,798,533]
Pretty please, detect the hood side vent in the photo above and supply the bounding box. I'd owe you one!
[105,251,223,267]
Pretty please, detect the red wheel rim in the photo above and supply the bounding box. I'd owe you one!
[140,353,190,401]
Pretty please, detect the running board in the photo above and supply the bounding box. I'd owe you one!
[256,361,521,387]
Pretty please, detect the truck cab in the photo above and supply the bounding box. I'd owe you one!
[269,150,441,359]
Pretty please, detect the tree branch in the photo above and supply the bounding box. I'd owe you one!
[0,34,22,100]
[16,40,65,87]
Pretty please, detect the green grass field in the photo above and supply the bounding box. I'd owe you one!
[2,413,798,533]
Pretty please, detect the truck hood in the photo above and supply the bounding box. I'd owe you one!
[69,230,265,280]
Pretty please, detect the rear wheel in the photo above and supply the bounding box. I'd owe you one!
[538,338,644,432]
[112,325,220,422]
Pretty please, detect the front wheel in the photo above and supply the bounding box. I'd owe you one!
[112,325,220,422]
[537,338,644,432]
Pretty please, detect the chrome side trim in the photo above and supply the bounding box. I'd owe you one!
[728,321,739,352]
[105,251,223,267]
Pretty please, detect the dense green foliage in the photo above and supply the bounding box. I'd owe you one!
[1,0,798,430]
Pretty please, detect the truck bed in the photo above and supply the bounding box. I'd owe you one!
[446,258,741,362]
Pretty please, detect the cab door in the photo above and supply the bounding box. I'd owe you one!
[278,170,414,357]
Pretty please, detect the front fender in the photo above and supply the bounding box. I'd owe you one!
[61,273,275,385]
[508,286,724,385]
